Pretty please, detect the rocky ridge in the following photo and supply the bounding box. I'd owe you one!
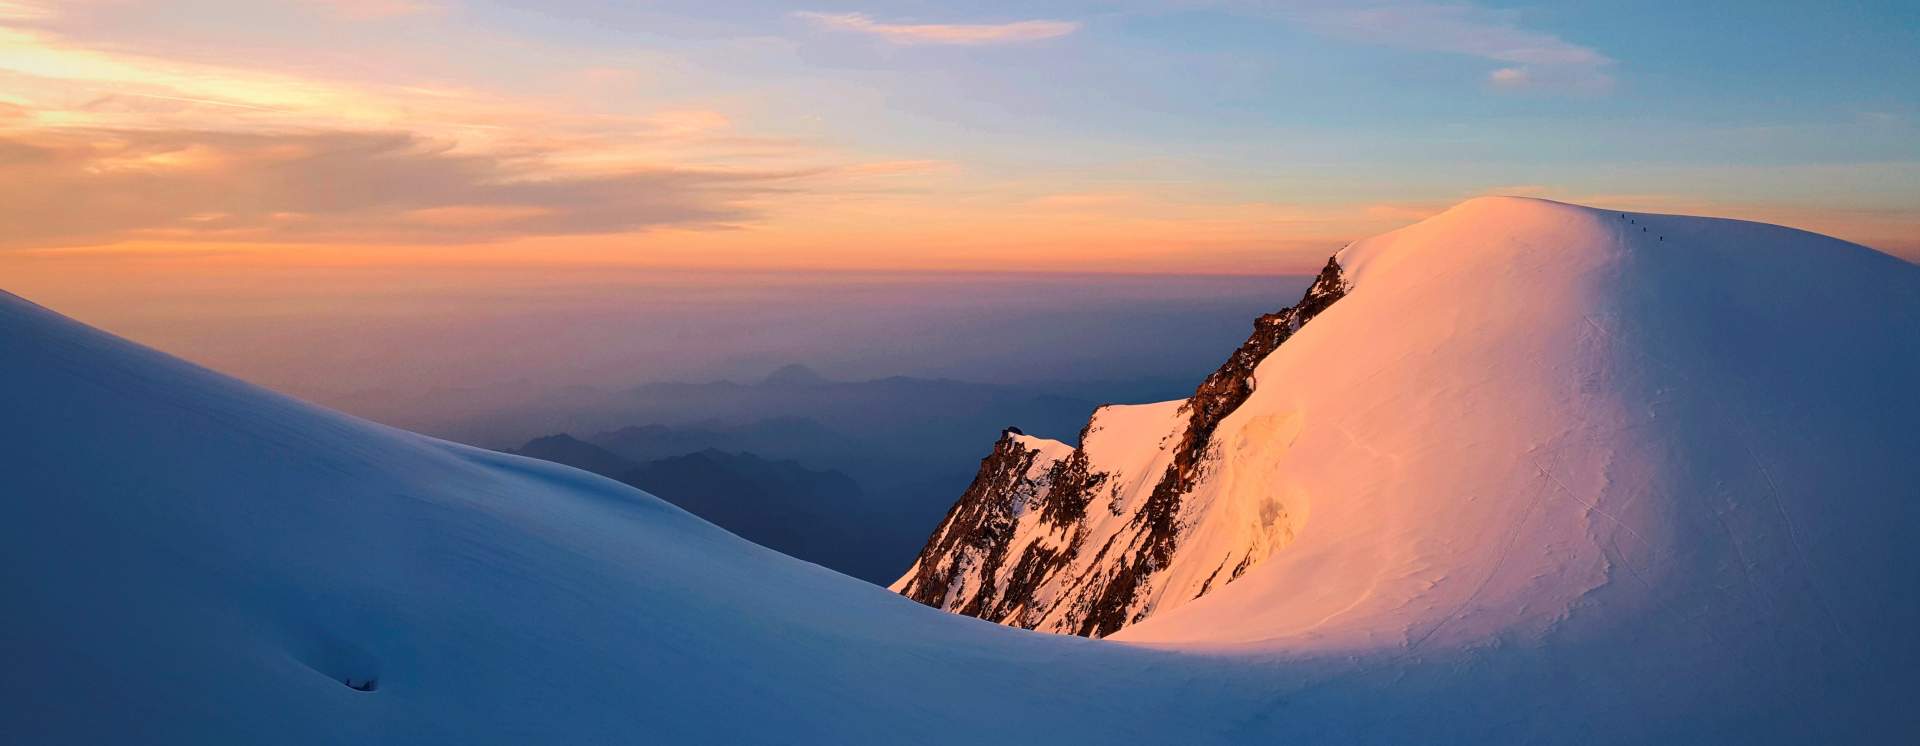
[893,257,1349,637]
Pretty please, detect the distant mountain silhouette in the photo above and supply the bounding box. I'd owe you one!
[761,363,830,387]
[510,433,635,477]
[590,417,863,469]
[619,450,882,578]
[497,367,1209,584]
[508,431,894,581]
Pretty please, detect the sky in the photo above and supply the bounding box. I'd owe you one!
[0,0,1913,276]
[0,1,1915,426]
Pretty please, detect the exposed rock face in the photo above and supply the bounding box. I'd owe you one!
[893,257,1349,637]
[894,433,1074,614]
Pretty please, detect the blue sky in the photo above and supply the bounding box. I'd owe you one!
[0,0,1913,271]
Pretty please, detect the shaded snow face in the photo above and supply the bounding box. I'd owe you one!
[0,285,1284,745]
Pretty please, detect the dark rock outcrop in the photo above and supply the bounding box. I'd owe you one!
[896,434,1065,611]
[894,256,1349,637]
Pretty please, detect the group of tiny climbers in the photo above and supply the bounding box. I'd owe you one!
[1621,212,1665,241]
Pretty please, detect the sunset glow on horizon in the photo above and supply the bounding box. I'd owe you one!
[4,6,1920,740]
[1,0,1914,291]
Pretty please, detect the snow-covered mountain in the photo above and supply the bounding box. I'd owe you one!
[899,197,1920,657]
[893,257,1349,636]
[4,196,1918,743]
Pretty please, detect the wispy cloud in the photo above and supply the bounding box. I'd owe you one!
[1487,66,1533,88]
[0,128,812,247]
[1279,2,1615,91]
[301,0,442,21]
[794,11,1079,45]
[0,1,49,21]
[0,12,926,250]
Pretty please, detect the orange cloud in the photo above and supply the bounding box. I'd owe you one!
[794,12,1079,45]
[644,109,734,137]
[1,0,1905,278]
[302,0,442,21]
[0,128,812,248]
[833,159,953,176]
[1487,67,1530,87]
[0,1,48,21]
[1025,192,1144,210]
[0,6,931,253]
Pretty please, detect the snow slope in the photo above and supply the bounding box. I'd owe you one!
[0,281,1327,744]
[1123,197,1920,659]
[5,196,1919,743]
[896,196,1920,740]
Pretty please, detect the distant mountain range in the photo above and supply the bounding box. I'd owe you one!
[503,366,1206,582]
[513,433,637,478]
[510,433,889,580]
